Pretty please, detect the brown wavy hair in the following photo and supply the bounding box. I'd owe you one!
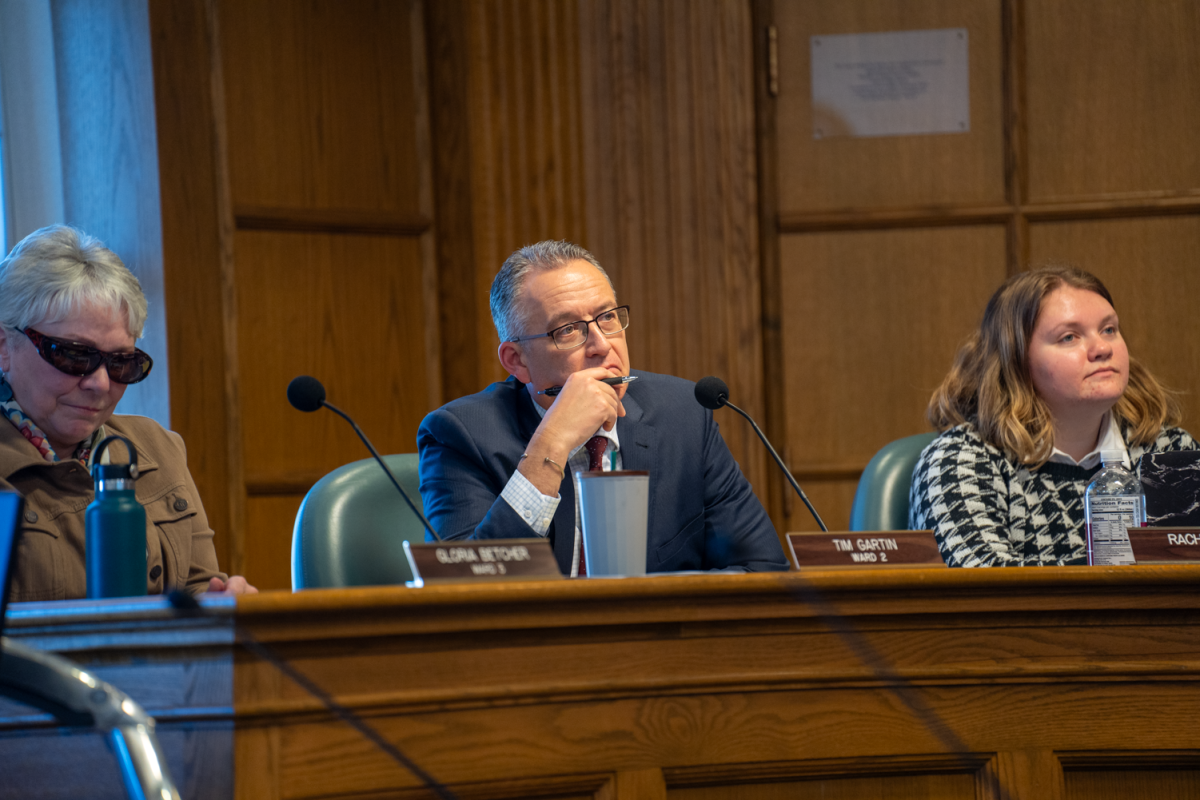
[927,265,1180,466]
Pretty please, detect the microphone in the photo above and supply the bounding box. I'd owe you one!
[287,375,441,541]
[694,376,828,532]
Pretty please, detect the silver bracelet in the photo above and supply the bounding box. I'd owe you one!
[520,453,564,478]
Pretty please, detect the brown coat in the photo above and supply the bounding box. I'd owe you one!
[1,414,225,602]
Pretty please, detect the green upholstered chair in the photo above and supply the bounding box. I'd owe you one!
[291,454,424,590]
[848,432,938,532]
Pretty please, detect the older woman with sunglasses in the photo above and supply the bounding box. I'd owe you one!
[0,225,255,601]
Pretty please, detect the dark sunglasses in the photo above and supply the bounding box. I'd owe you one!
[19,327,154,385]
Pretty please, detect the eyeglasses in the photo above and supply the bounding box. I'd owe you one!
[508,306,630,350]
[19,327,154,385]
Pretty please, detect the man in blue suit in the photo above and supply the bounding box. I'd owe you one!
[417,241,789,576]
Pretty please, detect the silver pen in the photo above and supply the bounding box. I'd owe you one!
[537,375,638,397]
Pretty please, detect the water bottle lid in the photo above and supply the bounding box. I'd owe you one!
[1100,449,1126,465]
[91,435,140,482]
[92,463,136,481]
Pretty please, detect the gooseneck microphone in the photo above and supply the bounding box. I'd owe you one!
[694,376,828,532]
[287,376,441,541]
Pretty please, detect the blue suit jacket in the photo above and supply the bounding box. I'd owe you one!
[417,370,789,575]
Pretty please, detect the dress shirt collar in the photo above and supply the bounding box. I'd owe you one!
[1047,411,1128,469]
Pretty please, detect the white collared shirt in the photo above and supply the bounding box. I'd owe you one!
[1046,411,1129,470]
[499,392,623,576]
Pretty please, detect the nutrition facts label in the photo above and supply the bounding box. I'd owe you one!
[1086,496,1142,566]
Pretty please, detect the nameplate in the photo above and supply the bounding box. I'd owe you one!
[1129,527,1200,564]
[788,531,946,568]
[404,539,563,586]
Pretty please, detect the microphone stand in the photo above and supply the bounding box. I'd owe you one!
[721,399,829,532]
[319,400,442,541]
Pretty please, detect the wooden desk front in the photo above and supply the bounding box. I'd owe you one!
[4,567,1200,799]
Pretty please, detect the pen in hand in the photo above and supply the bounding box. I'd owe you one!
[537,375,639,397]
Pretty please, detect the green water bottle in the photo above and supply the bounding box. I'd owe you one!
[86,435,147,599]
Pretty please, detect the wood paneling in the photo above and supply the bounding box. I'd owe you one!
[234,231,434,480]
[218,0,425,214]
[774,0,1007,213]
[244,495,304,593]
[1028,216,1200,425]
[579,0,770,505]
[670,772,975,800]
[149,0,243,575]
[1065,769,1200,800]
[1024,1,1200,201]
[428,0,590,397]
[779,227,1006,531]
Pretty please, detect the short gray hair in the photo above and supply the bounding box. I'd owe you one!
[490,240,613,342]
[0,225,148,337]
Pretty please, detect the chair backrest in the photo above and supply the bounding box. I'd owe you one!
[291,454,424,590]
[848,432,938,532]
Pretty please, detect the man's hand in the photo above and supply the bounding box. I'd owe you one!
[519,368,626,495]
[207,575,259,595]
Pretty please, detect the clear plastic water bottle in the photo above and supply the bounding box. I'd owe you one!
[1084,449,1144,566]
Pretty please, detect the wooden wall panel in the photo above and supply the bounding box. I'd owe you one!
[774,0,1006,215]
[1064,769,1200,800]
[779,226,1006,531]
[245,494,304,593]
[578,0,770,505]
[150,0,242,575]
[428,0,590,398]
[669,771,975,799]
[234,231,433,484]
[1024,1,1200,201]
[219,0,425,216]
[1028,216,1200,428]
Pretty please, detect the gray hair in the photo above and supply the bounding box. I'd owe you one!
[0,225,147,337]
[490,240,613,342]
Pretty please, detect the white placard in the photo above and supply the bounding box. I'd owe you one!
[810,28,969,139]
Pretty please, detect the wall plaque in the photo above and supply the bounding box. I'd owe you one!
[810,28,969,138]
[788,531,945,568]
[404,539,562,586]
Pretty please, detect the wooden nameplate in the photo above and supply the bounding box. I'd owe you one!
[1128,527,1200,564]
[788,531,946,569]
[404,539,563,586]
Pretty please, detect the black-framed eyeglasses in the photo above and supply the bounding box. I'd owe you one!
[19,327,154,385]
[508,306,630,350]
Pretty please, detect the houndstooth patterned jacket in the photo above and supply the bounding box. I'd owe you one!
[908,423,1198,567]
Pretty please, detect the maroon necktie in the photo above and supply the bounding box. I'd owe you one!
[585,435,608,471]
[579,436,608,576]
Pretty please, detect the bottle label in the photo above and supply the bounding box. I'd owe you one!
[1086,496,1142,566]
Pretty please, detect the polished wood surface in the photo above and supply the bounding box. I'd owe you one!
[6,568,1200,798]
[1024,1,1200,201]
